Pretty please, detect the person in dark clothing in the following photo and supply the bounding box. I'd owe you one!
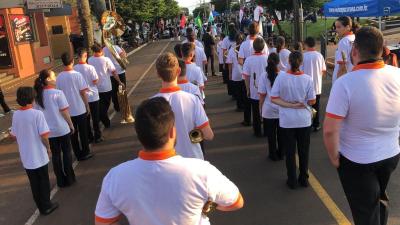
[0,87,11,114]
[202,26,216,76]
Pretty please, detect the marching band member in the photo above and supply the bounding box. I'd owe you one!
[267,37,277,54]
[185,28,208,76]
[74,48,103,143]
[222,23,238,94]
[181,43,206,93]
[276,36,291,72]
[242,38,268,136]
[217,33,226,76]
[238,22,268,66]
[258,53,284,161]
[302,37,326,131]
[177,59,204,105]
[11,87,59,215]
[271,51,316,189]
[153,53,213,159]
[182,27,204,49]
[174,43,183,58]
[332,16,356,83]
[95,97,242,225]
[34,69,76,188]
[57,53,93,161]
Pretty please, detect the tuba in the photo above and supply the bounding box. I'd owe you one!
[101,10,129,69]
[189,129,203,143]
[117,85,135,124]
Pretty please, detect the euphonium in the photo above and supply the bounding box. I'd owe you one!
[117,85,135,124]
[189,129,203,143]
[202,199,218,216]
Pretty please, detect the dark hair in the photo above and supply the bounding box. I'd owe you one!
[181,42,195,58]
[304,37,316,48]
[276,36,285,53]
[17,86,35,107]
[91,42,103,53]
[253,37,265,53]
[293,42,303,53]
[206,26,211,32]
[77,48,87,58]
[34,69,52,109]
[266,53,280,86]
[289,51,303,72]
[249,22,259,36]
[61,52,73,66]
[228,23,237,41]
[354,26,383,61]
[236,33,245,45]
[135,97,175,150]
[220,33,226,40]
[156,52,179,82]
[186,27,195,42]
[267,37,274,47]
[174,43,182,58]
[178,59,186,77]
[336,16,358,33]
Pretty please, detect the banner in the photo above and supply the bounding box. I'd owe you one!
[9,15,34,43]
[0,15,12,68]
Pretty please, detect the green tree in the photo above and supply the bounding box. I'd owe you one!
[192,4,210,19]
[211,0,229,13]
[162,0,180,19]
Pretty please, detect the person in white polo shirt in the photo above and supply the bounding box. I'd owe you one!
[153,53,214,159]
[88,43,124,128]
[182,27,204,49]
[222,23,238,94]
[11,87,58,215]
[34,69,76,188]
[74,48,103,143]
[276,36,291,72]
[95,97,243,225]
[185,28,207,74]
[302,37,326,131]
[324,26,400,225]
[181,43,206,93]
[57,52,93,161]
[238,22,268,66]
[177,59,204,105]
[271,51,316,189]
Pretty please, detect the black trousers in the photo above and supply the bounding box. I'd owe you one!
[70,113,91,159]
[264,118,284,158]
[223,63,229,85]
[281,127,311,183]
[111,73,127,112]
[205,52,215,75]
[25,164,52,212]
[0,88,10,113]
[250,98,261,135]
[99,91,112,128]
[312,95,321,128]
[87,100,101,140]
[49,134,76,187]
[338,154,400,225]
[232,80,245,109]
[219,64,224,73]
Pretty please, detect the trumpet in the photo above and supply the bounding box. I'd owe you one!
[189,129,203,143]
[202,200,218,216]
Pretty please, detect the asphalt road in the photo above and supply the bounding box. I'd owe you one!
[0,40,399,225]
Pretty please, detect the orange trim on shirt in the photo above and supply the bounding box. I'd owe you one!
[43,85,55,90]
[139,149,177,160]
[185,61,192,64]
[336,61,345,65]
[249,36,256,40]
[344,31,353,36]
[258,92,267,96]
[40,131,50,137]
[242,73,250,77]
[224,193,243,209]
[287,70,304,75]
[253,52,264,56]
[270,96,280,99]
[326,112,344,120]
[159,86,181,93]
[59,107,69,112]
[93,79,99,84]
[196,121,209,129]
[79,61,86,64]
[352,61,385,72]
[94,52,103,57]
[95,214,121,223]
[64,67,73,71]
[178,79,189,84]
[20,105,33,110]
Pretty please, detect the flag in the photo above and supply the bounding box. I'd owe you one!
[195,15,202,28]
[180,14,186,29]
[208,11,214,23]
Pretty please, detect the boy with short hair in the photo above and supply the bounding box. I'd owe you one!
[181,43,206,93]
[177,60,204,105]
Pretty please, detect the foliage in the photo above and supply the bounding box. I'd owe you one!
[115,0,180,22]
[211,0,229,13]
[192,4,210,19]
[231,2,240,12]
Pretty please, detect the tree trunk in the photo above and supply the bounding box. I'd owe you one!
[292,0,301,44]
[77,0,94,54]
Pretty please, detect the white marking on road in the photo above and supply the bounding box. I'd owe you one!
[24,41,171,225]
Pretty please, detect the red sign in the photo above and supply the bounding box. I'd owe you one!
[9,15,34,43]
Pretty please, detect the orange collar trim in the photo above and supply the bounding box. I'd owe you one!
[253,52,264,56]
[344,31,354,36]
[249,36,256,40]
[178,79,189,84]
[287,70,304,75]
[352,61,385,71]
[94,53,103,57]
[184,61,192,64]
[44,85,55,90]
[139,149,177,160]
[79,61,87,64]
[20,104,33,110]
[160,86,181,93]
[307,48,316,52]
[64,67,73,71]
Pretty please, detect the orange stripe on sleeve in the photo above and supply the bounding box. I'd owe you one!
[326,112,344,120]
[242,73,250,77]
[95,214,121,223]
[196,121,209,129]
[59,107,69,112]
[93,79,99,84]
[224,193,243,209]
[336,61,345,65]
[270,96,280,99]
[40,131,50,137]
[259,93,267,96]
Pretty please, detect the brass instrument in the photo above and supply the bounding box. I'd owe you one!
[202,199,218,216]
[101,10,129,69]
[189,129,203,143]
[117,85,135,124]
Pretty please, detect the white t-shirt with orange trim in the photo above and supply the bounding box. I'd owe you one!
[34,87,70,138]
[153,87,209,159]
[182,39,204,49]
[178,79,204,105]
[11,106,50,169]
[238,36,269,61]
[194,46,207,72]
[221,37,235,59]
[226,47,243,81]
[186,62,205,87]
[302,50,326,95]
[258,72,279,119]
[270,71,316,128]
[88,55,116,93]
[278,49,291,72]
[242,53,268,100]
[95,149,240,225]
[217,41,224,64]
[332,33,355,83]
[326,62,400,164]
[103,46,125,74]
[74,63,100,102]
[56,69,88,117]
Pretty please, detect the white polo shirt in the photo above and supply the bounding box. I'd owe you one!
[95,150,241,225]
[74,62,100,102]
[11,106,50,169]
[217,40,224,64]
[302,50,326,95]
[254,5,263,22]
[194,46,207,72]
[326,61,400,164]
[178,79,204,105]
[186,62,205,87]
[268,47,277,54]
[103,46,125,75]
[270,71,316,128]
[226,46,243,81]
[153,87,209,159]
[332,32,355,83]
[278,49,291,72]
[258,72,279,119]
[56,69,88,117]
[238,36,269,61]
[182,39,204,49]
[34,87,70,138]
[221,37,235,60]
[88,54,116,93]
[242,53,268,100]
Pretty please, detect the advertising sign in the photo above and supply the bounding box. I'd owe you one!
[9,15,34,43]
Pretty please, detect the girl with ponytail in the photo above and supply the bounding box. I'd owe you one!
[276,36,291,72]
[34,69,76,188]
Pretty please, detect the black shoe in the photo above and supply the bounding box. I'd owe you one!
[298,177,309,187]
[40,202,59,215]
[78,153,94,161]
[241,121,251,126]
[235,108,244,112]
[94,137,104,143]
[268,154,279,161]
[313,126,321,132]
[286,180,298,190]
[254,133,263,138]
[88,138,94,144]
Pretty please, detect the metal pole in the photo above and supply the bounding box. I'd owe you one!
[379,16,382,31]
